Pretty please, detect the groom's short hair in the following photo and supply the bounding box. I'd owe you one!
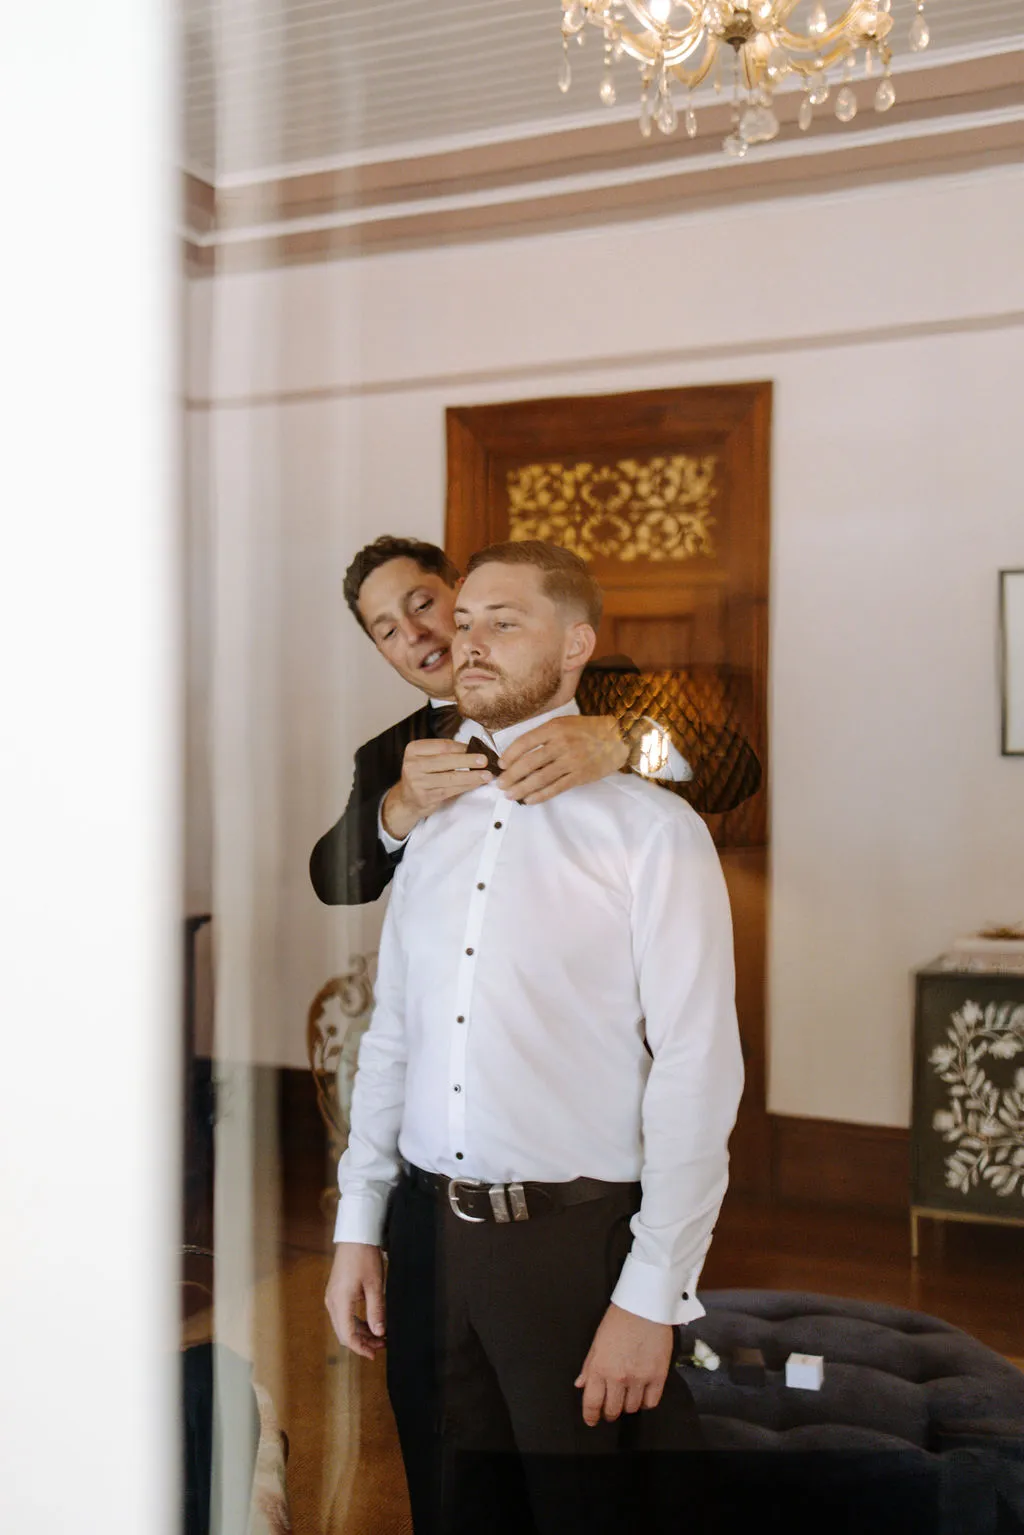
[465,540,603,630]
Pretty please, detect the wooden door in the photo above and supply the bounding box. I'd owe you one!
[446,384,772,1196]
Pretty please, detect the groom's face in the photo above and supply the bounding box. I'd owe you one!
[356,557,458,700]
[452,562,579,731]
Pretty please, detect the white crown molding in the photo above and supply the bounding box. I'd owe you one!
[184,101,1024,248]
[203,37,1022,189]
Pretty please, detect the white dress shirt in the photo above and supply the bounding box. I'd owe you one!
[338,700,744,1326]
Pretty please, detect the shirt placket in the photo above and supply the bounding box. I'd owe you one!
[447,790,513,1162]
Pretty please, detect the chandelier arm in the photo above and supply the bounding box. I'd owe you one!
[614,18,705,68]
[776,34,869,74]
[613,0,702,56]
[615,31,665,65]
[670,37,718,92]
[776,10,884,55]
[620,0,700,26]
[663,31,707,66]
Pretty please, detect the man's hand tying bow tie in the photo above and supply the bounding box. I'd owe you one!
[380,714,631,845]
[495,715,628,805]
[380,737,495,843]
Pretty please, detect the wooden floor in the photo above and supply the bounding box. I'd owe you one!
[702,1189,1024,1360]
[266,1159,1024,1532]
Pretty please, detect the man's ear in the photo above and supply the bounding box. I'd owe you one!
[564,622,597,675]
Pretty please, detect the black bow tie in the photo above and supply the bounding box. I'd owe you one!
[430,706,500,775]
[430,704,463,740]
[466,736,502,776]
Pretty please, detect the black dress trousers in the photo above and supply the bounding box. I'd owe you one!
[383,1174,708,1535]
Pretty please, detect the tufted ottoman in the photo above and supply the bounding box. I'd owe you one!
[677,1291,1024,1535]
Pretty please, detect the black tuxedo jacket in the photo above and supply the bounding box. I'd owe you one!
[309,680,762,906]
[310,702,439,907]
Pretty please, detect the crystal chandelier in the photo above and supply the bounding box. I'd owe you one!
[557,2,932,156]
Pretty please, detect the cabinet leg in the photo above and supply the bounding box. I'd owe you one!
[911,1209,919,1261]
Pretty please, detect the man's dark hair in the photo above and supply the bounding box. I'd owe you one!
[465,539,603,630]
[343,536,460,633]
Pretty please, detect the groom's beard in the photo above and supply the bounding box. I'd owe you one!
[455,655,563,732]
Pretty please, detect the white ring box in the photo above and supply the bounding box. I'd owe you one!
[785,1352,825,1390]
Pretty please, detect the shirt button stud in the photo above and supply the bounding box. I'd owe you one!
[453,1084,462,1093]
[455,1152,464,1160]
[494,821,503,830]
[457,1015,465,1023]
[477,883,485,891]
[682,1292,690,1301]
[465,947,474,956]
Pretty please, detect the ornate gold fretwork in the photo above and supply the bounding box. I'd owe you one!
[506,454,718,563]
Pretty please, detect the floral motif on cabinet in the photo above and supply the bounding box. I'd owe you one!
[930,1000,1024,1199]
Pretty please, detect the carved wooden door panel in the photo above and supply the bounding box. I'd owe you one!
[446,384,772,1195]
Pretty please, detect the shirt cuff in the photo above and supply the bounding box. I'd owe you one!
[610,1254,707,1326]
[377,794,409,856]
[333,1192,387,1246]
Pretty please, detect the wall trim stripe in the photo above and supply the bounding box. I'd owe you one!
[184,306,1024,412]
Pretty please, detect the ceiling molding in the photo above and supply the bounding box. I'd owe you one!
[181,46,1024,273]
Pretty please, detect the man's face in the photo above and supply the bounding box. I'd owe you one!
[356,557,458,699]
[452,562,592,731]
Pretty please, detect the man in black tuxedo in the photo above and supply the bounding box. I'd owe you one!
[309,535,760,907]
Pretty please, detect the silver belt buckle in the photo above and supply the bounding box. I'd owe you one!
[487,1182,529,1223]
[447,1177,487,1223]
[447,1177,530,1223]
[508,1182,529,1222]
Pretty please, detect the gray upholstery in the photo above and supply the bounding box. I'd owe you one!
[677,1291,1024,1534]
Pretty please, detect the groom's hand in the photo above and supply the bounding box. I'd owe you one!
[498,715,627,805]
[575,1303,674,1426]
[326,1242,388,1361]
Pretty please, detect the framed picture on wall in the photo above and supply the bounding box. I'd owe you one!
[1001,569,1024,756]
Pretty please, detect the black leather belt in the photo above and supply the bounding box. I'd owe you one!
[403,1163,638,1225]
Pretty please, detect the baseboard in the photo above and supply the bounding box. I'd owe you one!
[770,1113,910,1215]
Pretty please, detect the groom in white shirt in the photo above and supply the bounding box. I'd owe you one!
[326,539,744,1535]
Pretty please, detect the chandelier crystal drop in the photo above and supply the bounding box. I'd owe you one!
[557,1,931,154]
[834,82,858,120]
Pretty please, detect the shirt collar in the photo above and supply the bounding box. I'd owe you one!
[457,698,580,755]
[429,697,455,709]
